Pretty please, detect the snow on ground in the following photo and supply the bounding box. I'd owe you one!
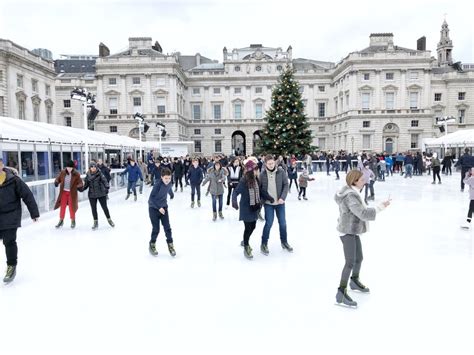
[1,171,472,355]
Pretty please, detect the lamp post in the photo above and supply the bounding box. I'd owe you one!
[436,115,456,157]
[71,87,96,172]
[133,112,144,160]
[155,122,166,157]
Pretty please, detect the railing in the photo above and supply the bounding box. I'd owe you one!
[22,169,126,218]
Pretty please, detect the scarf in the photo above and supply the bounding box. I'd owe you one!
[249,180,261,207]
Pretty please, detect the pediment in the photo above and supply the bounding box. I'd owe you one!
[105,89,121,96]
[15,90,28,100]
[358,85,374,91]
[382,84,398,91]
[129,89,145,96]
[31,94,42,104]
[431,103,446,110]
[231,98,244,103]
[153,89,169,95]
[59,110,74,116]
[45,98,54,106]
[407,84,423,90]
[456,103,470,109]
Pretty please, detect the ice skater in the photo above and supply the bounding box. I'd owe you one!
[202,161,227,221]
[431,153,441,184]
[334,170,391,307]
[188,158,204,208]
[298,169,314,200]
[54,160,83,229]
[461,167,474,230]
[120,159,143,201]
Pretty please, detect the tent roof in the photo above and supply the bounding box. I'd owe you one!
[424,129,474,147]
[0,116,192,149]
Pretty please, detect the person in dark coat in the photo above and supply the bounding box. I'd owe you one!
[232,160,273,259]
[80,162,115,230]
[187,158,204,208]
[455,148,474,191]
[97,159,111,182]
[287,160,299,193]
[173,157,185,192]
[0,159,39,283]
[184,156,191,186]
[54,160,83,229]
[150,160,163,186]
[120,159,143,201]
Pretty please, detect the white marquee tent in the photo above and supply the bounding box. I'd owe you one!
[423,129,474,148]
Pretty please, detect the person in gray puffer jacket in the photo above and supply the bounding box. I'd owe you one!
[333,169,391,307]
[202,162,228,221]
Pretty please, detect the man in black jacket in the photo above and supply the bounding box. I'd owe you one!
[456,148,474,191]
[0,158,39,283]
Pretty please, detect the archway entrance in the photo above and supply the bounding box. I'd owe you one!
[385,138,394,154]
[253,130,262,154]
[232,130,246,156]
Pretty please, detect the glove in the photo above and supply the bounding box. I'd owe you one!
[269,197,275,204]
[232,201,239,210]
[54,182,59,187]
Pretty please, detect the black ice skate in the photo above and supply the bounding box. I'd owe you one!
[281,242,294,253]
[167,243,176,257]
[92,220,98,230]
[335,288,357,307]
[71,219,76,229]
[107,218,115,227]
[350,277,370,293]
[3,265,16,283]
[149,243,158,256]
[55,219,64,229]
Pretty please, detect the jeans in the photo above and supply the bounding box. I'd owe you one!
[243,221,257,246]
[89,196,110,220]
[212,194,223,212]
[137,179,144,193]
[1,228,18,266]
[127,180,138,195]
[339,234,363,288]
[404,164,413,178]
[364,181,375,201]
[262,203,287,244]
[149,207,173,244]
[191,183,201,202]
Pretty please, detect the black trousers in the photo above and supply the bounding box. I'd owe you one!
[1,228,18,266]
[227,183,238,205]
[339,234,363,288]
[432,166,441,183]
[243,221,257,246]
[298,187,306,197]
[289,178,299,191]
[149,207,173,244]
[174,175,183,189]
[191,183,201,202]
[461,168,469,190]
[89,196,110,220]
[468,200,474,220]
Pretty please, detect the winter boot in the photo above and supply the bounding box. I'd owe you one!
[3,265,16,283]
[281,242,294,253]
[197,200,201,208]
[350,277,370,293]
[219,211,224,219]
[260,243,269,256]
[335,287,357,307]
[168,243,176,257]
[134,195,137,202]
[298,196,301,200]
[71,220,76,229]
[191,201,195,208]
[438,181,442,184]
[92,220,98,230]
[244,245,253,259]
[125,193,130,200]
[55,219,64,229]
[149,243,158,256]
[107,218,115,227]
[213,212,217,221]
[180,187,183,192]
[174,187,177,192]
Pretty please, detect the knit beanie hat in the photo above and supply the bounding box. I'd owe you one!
[244,160,257,172]
[89,162,97,168]
[66,160,75,168]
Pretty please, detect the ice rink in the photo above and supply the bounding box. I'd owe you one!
[1,171,473,355]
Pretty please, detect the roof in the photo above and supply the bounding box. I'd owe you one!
[178,55,214,71]
[359,45,421,53]
[54,59,96,74]
[293,58,335,70]
[108,48,165,58]
[56,72,96,80]
[190,63,224,71]
[424,129,474,147]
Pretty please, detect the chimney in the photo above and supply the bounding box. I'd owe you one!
[152,41,162,53]
[417,36,426,51]
[99,43,110,57]
[369,33,394,47]
[128,37,152,49]
[196,53,201,66]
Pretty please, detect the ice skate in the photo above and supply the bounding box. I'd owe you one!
[168,243,176,257]
[134,195,137,202]
[191,201,195,208]
[461,222,471,230]
[244,245,253,259]
[335,288,357,307]
[71,219,76,229]
[92,220,98,230]
[219,211,224,219]
[350,277,370,293]
[125,193,130,200]
[107,218,115,227]
[197,200,201,208]
[149,243,158,256]
[281,242,294,253]
[212,212,217,221]
[260,243,269,256]
[3,265,16,283]
[55,219,64,229]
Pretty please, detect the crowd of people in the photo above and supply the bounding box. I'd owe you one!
[1,147,473,308]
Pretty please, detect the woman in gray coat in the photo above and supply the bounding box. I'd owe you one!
[202,162,227,221]
[334,170,391,307]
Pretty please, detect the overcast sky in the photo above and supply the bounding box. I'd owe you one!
[1,0,472,64]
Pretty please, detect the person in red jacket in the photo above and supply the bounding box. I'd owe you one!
[54,160,83,229]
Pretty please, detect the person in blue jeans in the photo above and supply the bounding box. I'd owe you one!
[259,155,293,255]
[148,168,175,257]
[120,159,143,201]
[404,152,414,178]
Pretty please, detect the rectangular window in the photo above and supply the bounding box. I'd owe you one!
[17,74,23,88]
[459,109,466,124]
[46,105,52,123]
[234,103,242,119]
[335,98,338,113]
[410,92,418,109]
[213,87,221,95]
[319,137,326,150]
[156,97,166,115]
[133,97,142,107]
[410,71,419,80]
[385,92,395,109]
[213,104,222,119]
[156,77,165,86]
[109,97,118,114]
[31,79,38,92]
[411,120,419,127]
[362,93,370,110]
[363,134,371,149]
[234,87,241,94]
[45,84,51,96]
[318,85,325,92]
[65,117,72,127]
[108,78,117,85]
[255,87,263,94]
[110,126,117,133]
[192,104,201,120]
[318,102,326,117]
[255,103,263,118]
[363,73,370,81]
[33,104,40,121]
[215,128,221,135]
[194,140,202,153]
[346,94,349,109]
[214,140,222,152]
[18,100,25,119]
[385,72,394,80]
[459,92,466,100]
[63,99,71,108]
[363,121,370,128]
[411,134,419,149]
[434,93,442,101]
[132,77,141,85]
[192,88,200,95]
[318,126,325,132]
[194,129,201,135]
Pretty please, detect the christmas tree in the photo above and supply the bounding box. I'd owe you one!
[260,66,315,157]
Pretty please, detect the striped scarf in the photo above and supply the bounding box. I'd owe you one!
[249,181,260,207]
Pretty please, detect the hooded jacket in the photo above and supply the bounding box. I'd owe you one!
[334,185,377,235]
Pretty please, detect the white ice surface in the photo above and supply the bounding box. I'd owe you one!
[1,172,473,355]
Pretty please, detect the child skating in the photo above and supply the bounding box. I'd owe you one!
[298,169,314,200]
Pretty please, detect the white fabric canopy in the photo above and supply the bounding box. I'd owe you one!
[0,116,192,150]
[424,129,474,148]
